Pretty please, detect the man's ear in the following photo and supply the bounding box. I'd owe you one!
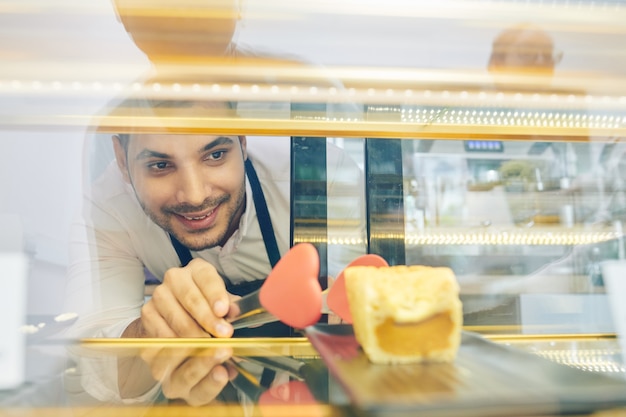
[112,135,131,184]
[239,135,248,161]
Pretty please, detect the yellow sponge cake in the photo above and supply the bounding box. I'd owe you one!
[344,265,462,364]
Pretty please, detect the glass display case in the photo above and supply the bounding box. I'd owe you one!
[2,0,626,415]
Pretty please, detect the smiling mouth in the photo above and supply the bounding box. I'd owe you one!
[183,213,210,221]
[180,207,216,221]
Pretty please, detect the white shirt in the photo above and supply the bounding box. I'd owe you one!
[65,137,291,338]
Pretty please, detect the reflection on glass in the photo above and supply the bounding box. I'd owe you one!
[3,0,626,342]
[63,344,328,412]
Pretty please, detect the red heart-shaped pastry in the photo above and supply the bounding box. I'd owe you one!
[326,253,388,323]
[259,381,321,417]
[259,243,322,329]
[259,380,317,405]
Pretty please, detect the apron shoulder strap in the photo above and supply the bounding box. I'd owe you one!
[170,234,193,267]
[244,158,281,268]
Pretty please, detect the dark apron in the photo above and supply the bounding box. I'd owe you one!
[168,159,293,337]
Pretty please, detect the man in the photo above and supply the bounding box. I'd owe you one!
[67,93,366,339]
[487,23,562,76]
[67,99,292,338]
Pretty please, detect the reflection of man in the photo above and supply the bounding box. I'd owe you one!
[111,0,242,65]
[90,0,285,179]
[488,23,562,76]
[67,100,292,339]
[479,23,624,296]
[66,343,236,406]
[487,23,578,177]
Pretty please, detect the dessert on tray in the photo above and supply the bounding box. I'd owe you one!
[344,265,463,364]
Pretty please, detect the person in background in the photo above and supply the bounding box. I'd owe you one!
[479,23,623,295]
[487,23,562,76]
[487,23,589,189]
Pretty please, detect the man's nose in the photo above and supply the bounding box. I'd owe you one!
[176,166,208,206]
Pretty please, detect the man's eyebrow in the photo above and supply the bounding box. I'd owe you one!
[134,136,235,161]
[201,136,235,153]
[135,149,170,161]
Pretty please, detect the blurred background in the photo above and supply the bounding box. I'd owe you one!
[1,0,625,334]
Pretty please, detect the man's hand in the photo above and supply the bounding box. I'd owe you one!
[123,259,239,338]
[137,346,234,406]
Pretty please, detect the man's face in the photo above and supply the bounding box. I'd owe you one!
[488,28,559,76]
[115,132,248,251]
[499,40,556,73]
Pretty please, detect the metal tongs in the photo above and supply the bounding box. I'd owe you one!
[228,243,388,329]
[229,243,322,330]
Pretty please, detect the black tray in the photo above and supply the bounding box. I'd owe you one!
[306,324,626,417]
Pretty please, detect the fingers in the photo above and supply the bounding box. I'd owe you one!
[171,352,232,406]
[139,346,197,380]
[146,285,211,338]
[225,293,242,320]
[142,259,235,338]
[143,347,233,406]
[188,259,230,317]
[187,259,234,337]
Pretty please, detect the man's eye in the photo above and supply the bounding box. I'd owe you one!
[207,151,225,161]
[147,161,170,171]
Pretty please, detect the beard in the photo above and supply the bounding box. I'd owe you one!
[138,182,246,251]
